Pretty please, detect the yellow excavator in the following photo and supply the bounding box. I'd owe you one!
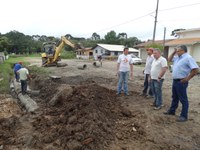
[41,36,77,67]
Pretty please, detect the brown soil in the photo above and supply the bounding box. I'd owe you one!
[0,58,200,150]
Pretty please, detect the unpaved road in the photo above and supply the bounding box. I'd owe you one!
[0,58,200,150]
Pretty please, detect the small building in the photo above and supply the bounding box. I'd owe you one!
[134,28,200,63]
[92,44,140,60]
[165,28,200,62]
[134,39,173,61]
[76,48,93,59]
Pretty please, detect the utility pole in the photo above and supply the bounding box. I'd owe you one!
[163,27,166,47]
[152,0,159,42]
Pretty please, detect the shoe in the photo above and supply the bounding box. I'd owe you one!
[163,110,175,115]
[116,93,121,96]
[139,93,147,96]
[146,95,154,99]
[125,93,129,96]
[154,106,162,110]
[176,116,187,122]
[150,103,156,107]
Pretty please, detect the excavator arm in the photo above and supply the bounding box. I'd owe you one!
[42,36,77,67]
[52,36,76,62]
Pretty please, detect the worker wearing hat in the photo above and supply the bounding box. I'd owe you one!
[13,62,22,82]
[140,48,154,98]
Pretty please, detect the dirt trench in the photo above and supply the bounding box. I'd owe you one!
[0,75,148,150]
[1,58,200,150]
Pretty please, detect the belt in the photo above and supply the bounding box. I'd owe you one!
[173,79,183,81]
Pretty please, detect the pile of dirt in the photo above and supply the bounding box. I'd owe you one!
[0,116,19,147]
[0,95,21,118]
[0,76,147,150]
[30,82,147,150]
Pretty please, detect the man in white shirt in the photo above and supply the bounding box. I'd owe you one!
[150,49,168,110]
[116,47,133,96]
[17,66,31,95]
[140,48,154,98]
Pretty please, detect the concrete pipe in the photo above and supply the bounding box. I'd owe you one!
[93,61,101,67]
[12,79,39,112]
[18,93,38,112]
[77,64,87,70]
[30,90,40,96]
[57,62,68,67]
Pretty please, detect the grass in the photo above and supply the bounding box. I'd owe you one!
[9,53,41,58]
[0,57,25,93]
[0,56,50,94]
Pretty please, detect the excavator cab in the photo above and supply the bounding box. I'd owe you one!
[41,36,76,67]
[42,42,56,57]
[41,42,60,66]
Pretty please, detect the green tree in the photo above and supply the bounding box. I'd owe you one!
[118,32,127,39]
[0,36,9,52]
[145,43,164,52]
[104,30,119,44]
[125,37,141,47]
[91,32,100,40]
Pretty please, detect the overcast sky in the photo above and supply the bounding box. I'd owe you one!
[1,0,200,41]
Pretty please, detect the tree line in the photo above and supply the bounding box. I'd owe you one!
[0,30,142,55]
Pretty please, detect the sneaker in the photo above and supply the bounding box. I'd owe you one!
[125,93,129,96]
[150,103,156,107]
[154,106,162,110]
[116,93,121,96]
[139,93,147,96]
[146,95,154,99]
[163,110,175,115]
[176,116,187,122]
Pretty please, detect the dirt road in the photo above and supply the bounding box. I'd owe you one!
[0,58,200,150]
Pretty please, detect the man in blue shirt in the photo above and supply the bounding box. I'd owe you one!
[164,45,199,122]
[14,62,22,82]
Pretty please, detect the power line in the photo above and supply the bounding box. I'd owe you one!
[79,2,200,38]
[159,2,200,12]
[95,13,153,33]
[79,12,154,37]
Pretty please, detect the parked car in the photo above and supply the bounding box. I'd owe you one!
[131,54,142,65]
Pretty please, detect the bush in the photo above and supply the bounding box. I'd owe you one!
[61,50,76,59]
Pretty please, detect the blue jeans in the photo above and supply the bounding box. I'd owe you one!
[117,71,129,95]
[143,74,154,96]
[14,71,19,81]
[151,79,164,107]
[169,80,189,119]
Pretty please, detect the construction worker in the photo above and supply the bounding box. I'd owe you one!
[17,66,32,95]
[13,62,22,82]
[140,48,154,98]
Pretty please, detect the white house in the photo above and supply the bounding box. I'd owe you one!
[134,39,173,61]
[76,47,93,59]
[134,28,200,62]
[165,28,200,62]
[92,44,140,60]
